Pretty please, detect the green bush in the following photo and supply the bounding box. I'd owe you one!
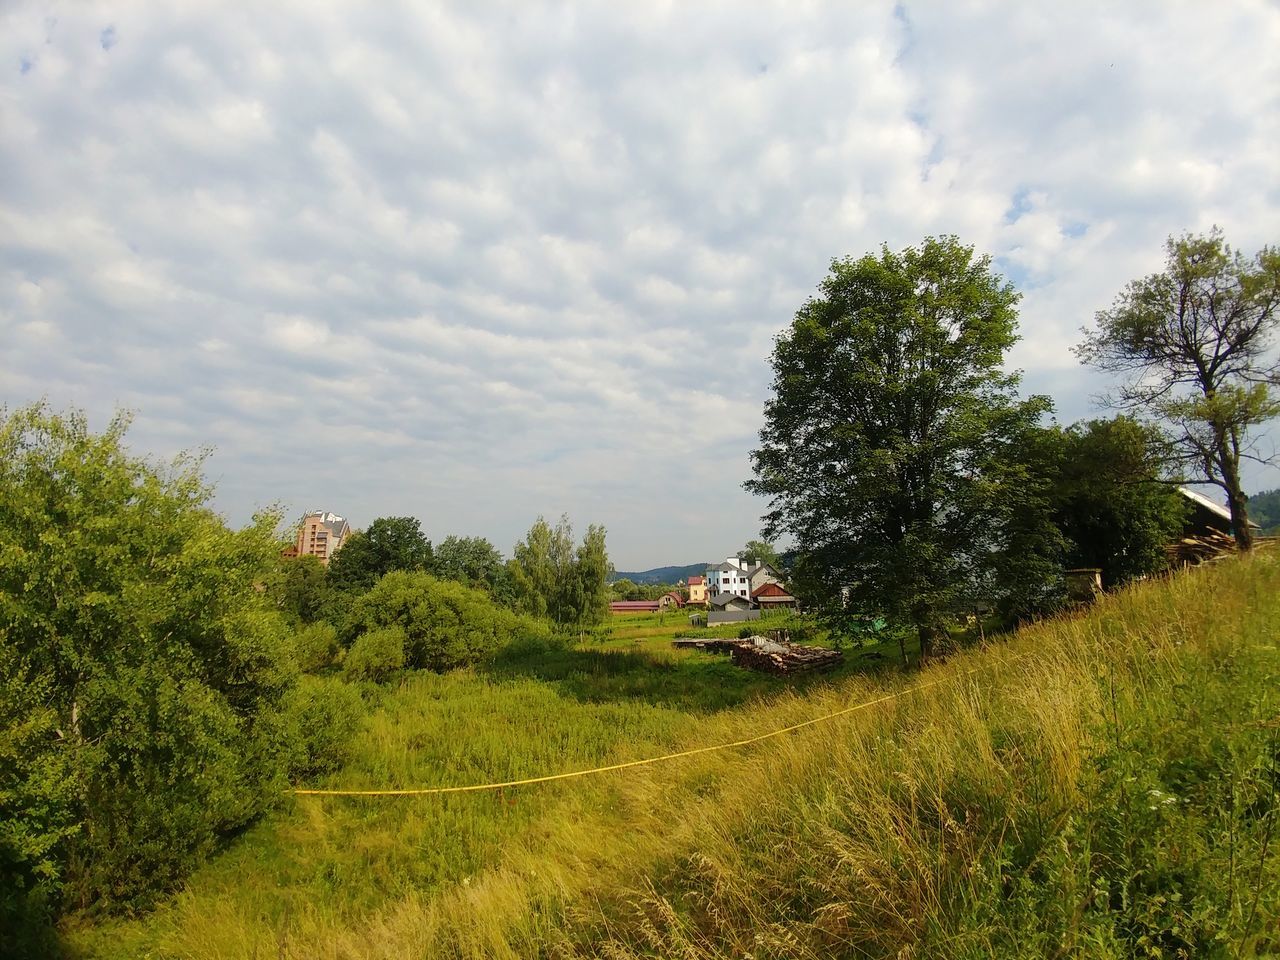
[343,625,407,681]
[0,404,298,932]
[280,676,364,777]
[347,571,531,672]
[294,622,339,673]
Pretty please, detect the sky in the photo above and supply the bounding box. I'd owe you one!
[2,2,1279,570]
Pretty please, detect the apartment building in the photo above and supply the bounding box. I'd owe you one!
[295,510,351,564]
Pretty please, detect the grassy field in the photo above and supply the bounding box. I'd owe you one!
[63,555,1280,958]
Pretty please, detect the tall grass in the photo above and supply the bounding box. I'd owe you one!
[64,552,1279,958]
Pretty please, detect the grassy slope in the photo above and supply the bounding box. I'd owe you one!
[65,554,1280,958]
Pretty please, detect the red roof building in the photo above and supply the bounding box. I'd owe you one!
[752,581,797,608]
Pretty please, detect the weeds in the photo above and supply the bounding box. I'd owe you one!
[63,552,1280,959]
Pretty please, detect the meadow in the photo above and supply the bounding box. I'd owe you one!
[64,553,1280,958]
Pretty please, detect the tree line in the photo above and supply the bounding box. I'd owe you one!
[750,230,1279,659]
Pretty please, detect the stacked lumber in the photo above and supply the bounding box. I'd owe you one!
[730,637,843,675]
[1166,531,1238,566]
[671,637,743,654]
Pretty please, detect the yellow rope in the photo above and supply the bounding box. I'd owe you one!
[292,654,1017,798]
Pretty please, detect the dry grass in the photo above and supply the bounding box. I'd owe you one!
[65,552,1280,958]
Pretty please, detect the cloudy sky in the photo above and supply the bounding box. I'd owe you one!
[3,2,1279,569]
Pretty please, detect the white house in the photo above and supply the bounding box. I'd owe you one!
[706,557,752,600]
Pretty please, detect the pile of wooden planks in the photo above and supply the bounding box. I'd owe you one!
[1166,531,1239,566]
[729,637,843,675]
[671,637,745,654]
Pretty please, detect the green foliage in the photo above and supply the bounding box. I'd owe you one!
[510,515,568,620]
[67,540,1280,960]
[0,404,297,930]
[748,236,1052,656]
[610,579,683,602]
[1051,417,1187,585]
[434,534,515,603]
[1249,488,1280,534]
[280,676,365,777]
[987,416,1189,622]
[348,571,535,673]
[510,515,611,629]
[342,625,407,681]
[326,516,434,592]
[740,539,781,567]
[0,662,76,950]
[293,621,339,673]
[575,523,611,628]
[1077,228,1280,549]
[264,554,330,625]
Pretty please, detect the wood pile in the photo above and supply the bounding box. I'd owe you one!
[671,637,744,653]
[730,636,843,675]
[1166,531,1239,566]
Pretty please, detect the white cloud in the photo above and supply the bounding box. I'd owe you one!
[2,0,1278,566]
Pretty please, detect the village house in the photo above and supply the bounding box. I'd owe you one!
[752,581,798,610]
[706,557,753,600]
[609,593,685,615]
[686,574,708,606]
[748,562,785,597]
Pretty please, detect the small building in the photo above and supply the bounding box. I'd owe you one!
[708,591,761,625]
[709,591,753,612]
[609,594,684,615]
[752,581,797,610]
[1177,486,1259,539]
[610,600,662,614]
[686,575,708,605]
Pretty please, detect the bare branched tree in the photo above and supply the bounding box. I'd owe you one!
[1076,228,1280,549]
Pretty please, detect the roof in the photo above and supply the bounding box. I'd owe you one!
[1178,486,1261,528]
[687,575,706,585]
[752,582,793,599]
[610,600,662,612]
[304,510,350,538]
[709,591,751,608]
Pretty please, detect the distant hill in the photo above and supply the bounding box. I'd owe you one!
[609,563,708,585]
[1250,488,1280,534]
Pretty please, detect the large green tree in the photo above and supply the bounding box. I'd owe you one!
[574,523,612,630]
[325,515,433,592]
[264,554,330,625]
[1050,418,1188,586]
[509,516,610,629]
[739,539,781,568]
[0,405,295,940]
[1076,229,1280,550]
[433,534,514,603]
[747,237,1050,658]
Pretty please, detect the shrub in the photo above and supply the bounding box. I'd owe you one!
[0,404,298,927]
[348,571,528,672]
[280,676,364,777]
[343,625,407,681]
[294,622,339,673]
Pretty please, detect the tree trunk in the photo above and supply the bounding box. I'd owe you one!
[916,622,935,662]
[1221,456,1254,552]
